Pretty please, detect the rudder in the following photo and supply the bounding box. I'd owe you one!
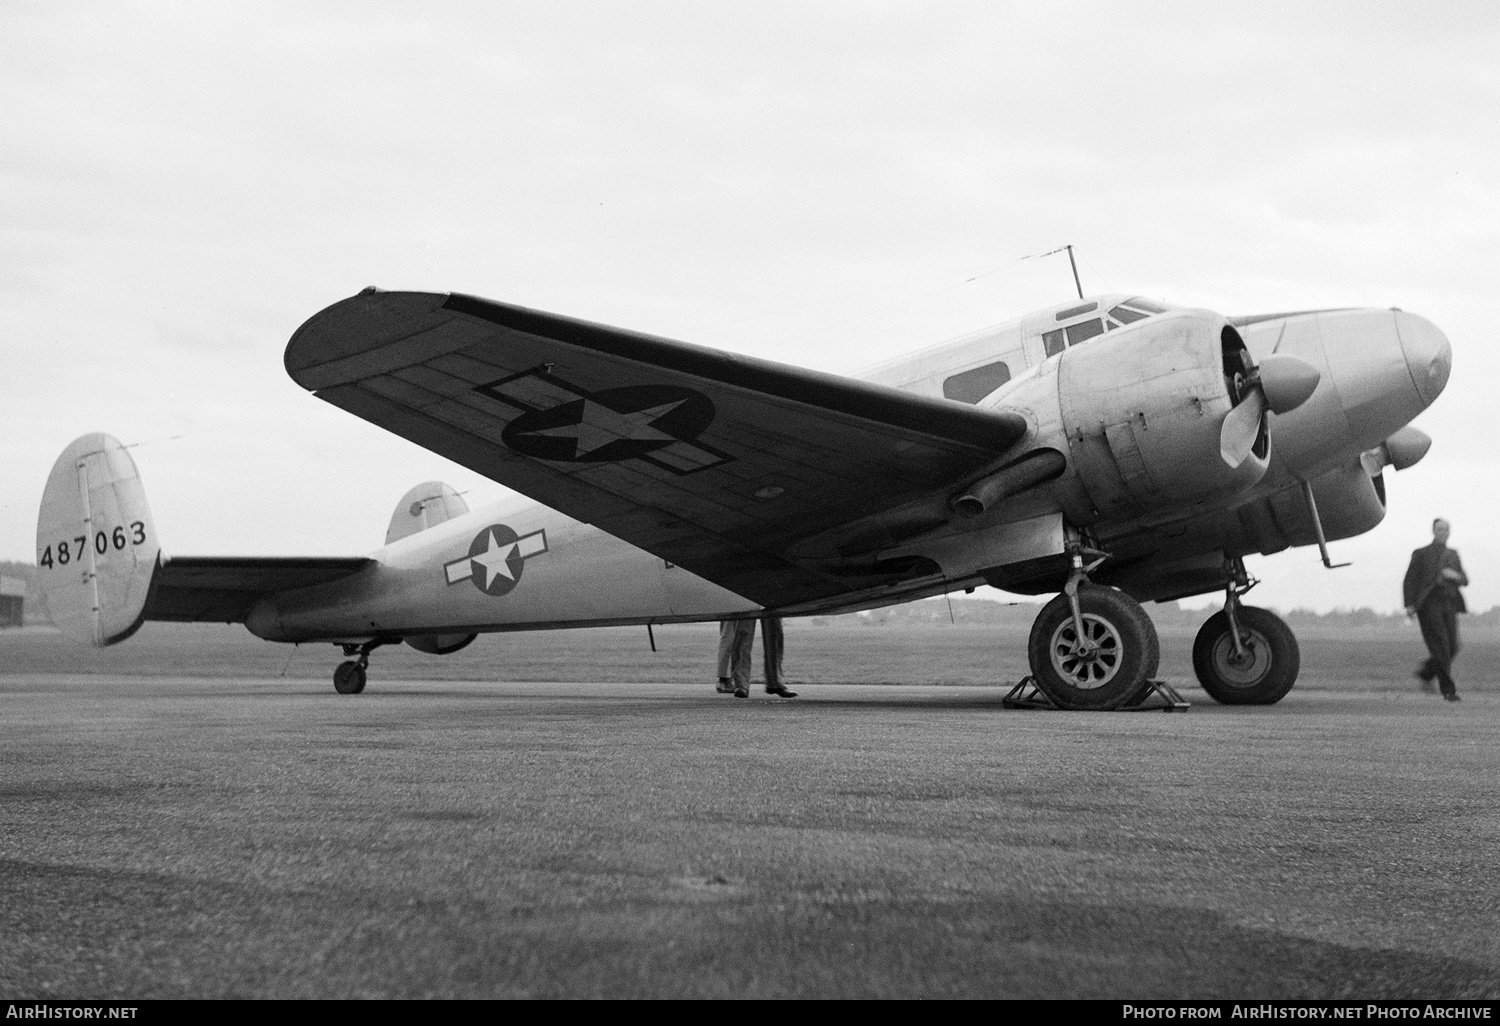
[36,433,161,646]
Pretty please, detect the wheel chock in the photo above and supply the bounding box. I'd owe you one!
[1002,676,1190,712]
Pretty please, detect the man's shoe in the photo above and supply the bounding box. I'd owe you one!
[765,684,798,698]
[734,688,749,699]
[716,677,737,694]
[1443,692,1461,702]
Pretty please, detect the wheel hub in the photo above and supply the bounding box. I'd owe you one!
[1212,630,1271,685]
[1049,614,1123,689]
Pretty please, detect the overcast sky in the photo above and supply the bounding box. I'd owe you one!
[3,1,1496,613]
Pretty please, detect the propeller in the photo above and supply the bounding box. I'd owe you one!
[1219,326,1321,467]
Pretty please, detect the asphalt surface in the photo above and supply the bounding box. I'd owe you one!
[2,674,1497,999]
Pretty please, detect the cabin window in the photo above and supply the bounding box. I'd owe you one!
[1043,329,1065,357]
[1065,318,1105,345]
[943,361,1012,404]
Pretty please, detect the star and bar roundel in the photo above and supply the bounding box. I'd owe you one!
[443,524,548,597]
[477,369,734,475]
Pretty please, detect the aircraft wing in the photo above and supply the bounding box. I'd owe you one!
[145,556,376,623]
[285,290,1028,607]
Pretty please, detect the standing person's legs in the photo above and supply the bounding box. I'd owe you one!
[759,616,796,697]
[760,615,784,688]
[716,622,739,693]
[730,619,756,696]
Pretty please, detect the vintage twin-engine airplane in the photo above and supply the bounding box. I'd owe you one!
[37,287,1449,707]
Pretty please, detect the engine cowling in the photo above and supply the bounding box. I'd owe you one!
[984,309,1275,521]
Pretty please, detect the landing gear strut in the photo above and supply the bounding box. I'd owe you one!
[1192,558,1300,705]
[333,639,387,695]
[1025,541,1160,710]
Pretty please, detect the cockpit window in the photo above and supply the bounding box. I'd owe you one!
[1040,297,1167,357]
[1065,319,1104,345]
[1107,297,1166,324]
[943,361,1011,404]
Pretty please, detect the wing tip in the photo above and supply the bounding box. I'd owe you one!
[284,289,453,390]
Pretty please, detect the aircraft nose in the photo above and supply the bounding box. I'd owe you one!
[1394,311,1451,407]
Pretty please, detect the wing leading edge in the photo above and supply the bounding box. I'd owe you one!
[285,290,1028,607]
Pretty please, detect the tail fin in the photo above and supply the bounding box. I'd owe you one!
[384,481,469,544]
[36,434,161,646]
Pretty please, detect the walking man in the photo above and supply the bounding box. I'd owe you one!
[1403,518,1468,702]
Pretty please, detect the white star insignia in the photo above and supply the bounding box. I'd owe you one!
[469,530,518,590]
[525,399,687,458]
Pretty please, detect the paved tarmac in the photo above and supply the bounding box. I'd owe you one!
[2,675,1497,999]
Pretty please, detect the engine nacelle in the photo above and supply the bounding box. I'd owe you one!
[1235,459,1387,556]
[984,309,1269,520]
[404,633,478,655]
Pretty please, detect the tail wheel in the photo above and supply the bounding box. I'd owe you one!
[333,661,367,695]
[1027,585,1159,710]
[1192,606,1299,705]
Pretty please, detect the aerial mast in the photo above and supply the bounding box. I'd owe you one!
[1065,244,1083,300]
[1023,244,1085,299]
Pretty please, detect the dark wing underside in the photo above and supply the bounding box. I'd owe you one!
[144,556,375,623]
[284,290,1027,607]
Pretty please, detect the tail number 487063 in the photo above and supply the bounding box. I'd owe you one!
[39,522,147,568]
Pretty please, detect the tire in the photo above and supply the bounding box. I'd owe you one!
[333,661,367,695]
[1192,606,1299,705]
[1027,585,1160,710]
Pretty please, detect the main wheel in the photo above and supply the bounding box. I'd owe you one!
[333,661,367,695]
[1027,585,1160,710]
[1192,606,1299,705]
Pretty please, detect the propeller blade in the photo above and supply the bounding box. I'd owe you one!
[1220,388,1266,467]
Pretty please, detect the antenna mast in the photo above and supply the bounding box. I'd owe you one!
[1022,244,1085,299]
[1065,244,1083,300]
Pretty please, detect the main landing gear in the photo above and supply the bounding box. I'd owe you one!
[1018,548,1301,709]
[333,640,387,695]
[1191,559,1299,705]
[1024,544,1161,710]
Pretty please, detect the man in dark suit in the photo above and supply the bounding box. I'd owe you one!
[1403,518,1468,702]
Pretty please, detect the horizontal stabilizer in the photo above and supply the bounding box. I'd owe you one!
[144,556,375,623]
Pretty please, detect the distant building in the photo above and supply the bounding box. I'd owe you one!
[0,575,24,628]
